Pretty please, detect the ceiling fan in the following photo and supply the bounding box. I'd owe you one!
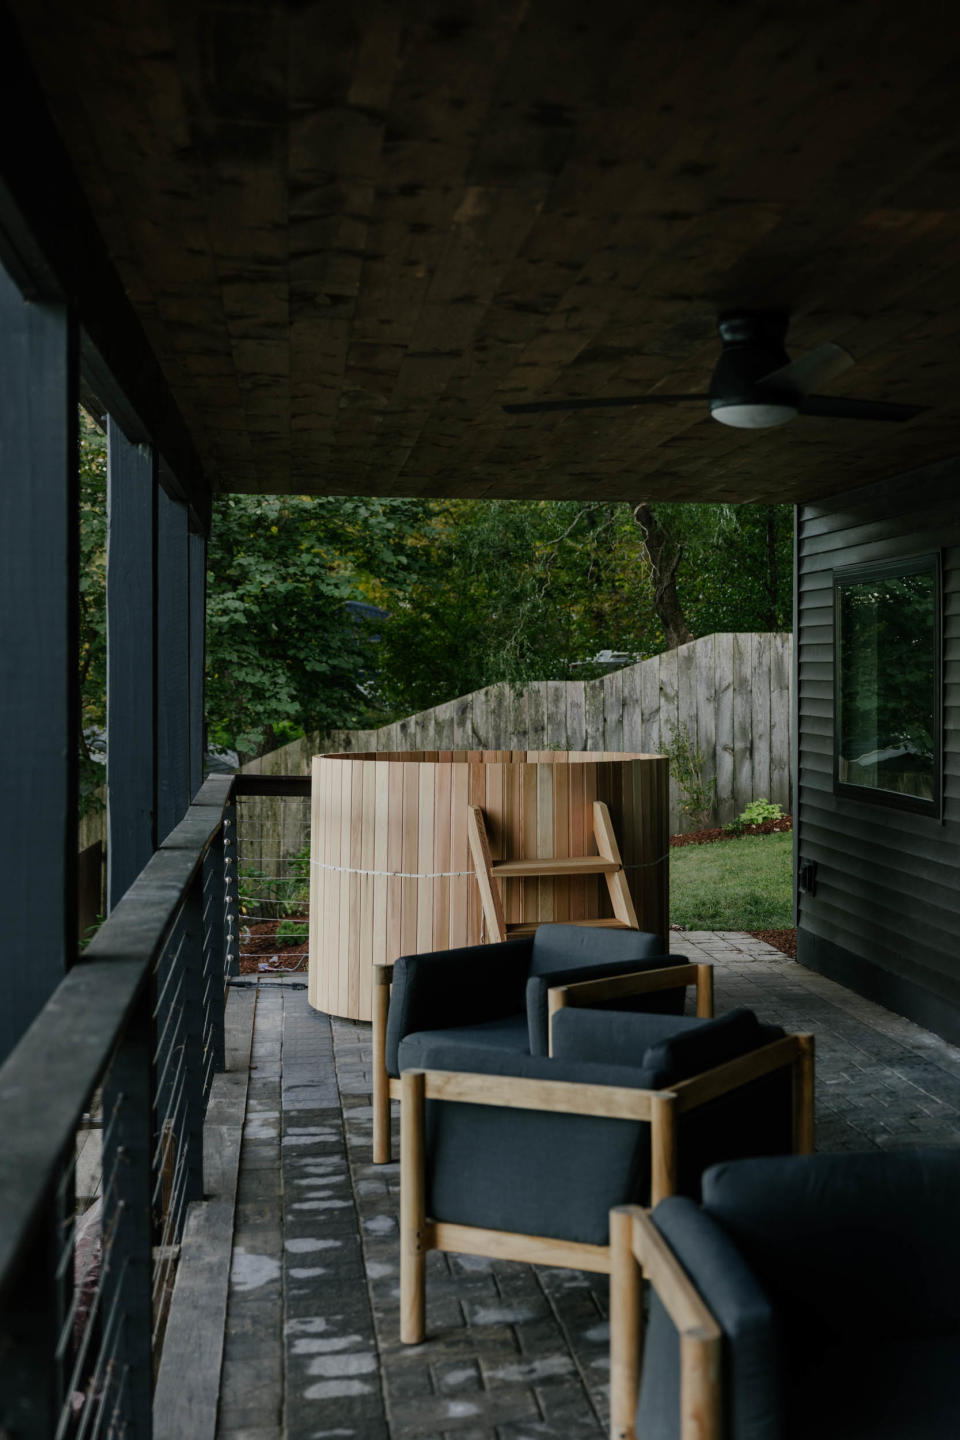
[502,312,924,429]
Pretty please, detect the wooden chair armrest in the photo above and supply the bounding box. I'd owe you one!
[670,1032,814,1113]
[629,1206,722,1344]
[614,1206,722,1440]
[549,961,712,1011]
[547,963,714,1053]
[406,1066,657,1122]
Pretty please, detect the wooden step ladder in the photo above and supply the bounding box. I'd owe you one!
[467,800,640,942]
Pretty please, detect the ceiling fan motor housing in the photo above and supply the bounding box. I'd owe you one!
[709,311,797,427]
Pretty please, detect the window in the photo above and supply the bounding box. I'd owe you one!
[834,554,940,812]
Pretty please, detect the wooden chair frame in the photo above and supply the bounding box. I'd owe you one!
[398,1032,814,1345]
[372,960,714,1164]
[609,1204,723,1440]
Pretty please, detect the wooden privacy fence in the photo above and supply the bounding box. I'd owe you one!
[244,632,793,834]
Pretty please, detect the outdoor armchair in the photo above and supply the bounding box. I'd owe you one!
[398,1005,814,1343]
[372,922,713,1162]
[609,1149,960,1440]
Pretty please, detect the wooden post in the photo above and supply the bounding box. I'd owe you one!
[0,261,77,1064]
[793,1033,816,1154]
[372,966,392,1164]
[400,1070,427,1343]
[106,419,157,911]
[696,964,714,1018]
[609,1207,641,1440]
[650,1092,678,1206]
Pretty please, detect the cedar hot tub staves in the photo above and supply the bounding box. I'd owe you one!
[308,750,669,1022]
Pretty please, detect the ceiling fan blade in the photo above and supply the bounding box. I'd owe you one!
[797,394,925,422]
[502,394,708,414]
[758,342,855,396]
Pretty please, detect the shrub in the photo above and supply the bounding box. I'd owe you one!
[725,798,784,835]
[664,721,717,829]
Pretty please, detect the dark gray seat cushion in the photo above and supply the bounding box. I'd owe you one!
[396,1015,530,1072]
[386,926,685,1072]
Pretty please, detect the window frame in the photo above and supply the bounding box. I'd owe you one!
[832,551,942,816]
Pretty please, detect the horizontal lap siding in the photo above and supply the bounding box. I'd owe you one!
[797,460,960,1011]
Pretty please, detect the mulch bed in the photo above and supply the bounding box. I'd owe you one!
[669,816,793,847]
[238,916,308,975]
[669,816,797,959]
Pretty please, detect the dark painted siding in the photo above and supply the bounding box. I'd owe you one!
[797,459,960,1036]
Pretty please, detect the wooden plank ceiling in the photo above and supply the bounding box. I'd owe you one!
[10,0,960,503]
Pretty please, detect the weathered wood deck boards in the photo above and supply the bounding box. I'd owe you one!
[309,750,668,1021]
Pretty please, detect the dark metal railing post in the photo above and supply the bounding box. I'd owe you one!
[203,828,227,1077]
[222,800,240,979]
[180,873,206,1211]
[101,984,155,1437]
[0,1193,63,1437]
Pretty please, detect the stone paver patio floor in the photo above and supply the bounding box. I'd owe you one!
[214,934,960,1439]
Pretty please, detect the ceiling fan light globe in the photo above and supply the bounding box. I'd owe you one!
[711,400,798,429]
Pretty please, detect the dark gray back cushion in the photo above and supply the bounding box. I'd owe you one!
[645,1008,779,1086]
[703,1150,960,1341]
[528,924,665,977]
[551,1007,710,1072]
[385,938,532,1074]
[637,1196,780,1440]
[526,952,687,1056]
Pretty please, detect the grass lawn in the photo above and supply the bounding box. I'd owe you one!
[670,831,793,930]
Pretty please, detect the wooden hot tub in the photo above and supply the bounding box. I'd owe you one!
[308,749,669,1020]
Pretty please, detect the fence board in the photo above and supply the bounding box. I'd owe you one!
[752,632,772,802]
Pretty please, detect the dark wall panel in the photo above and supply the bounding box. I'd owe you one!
[797,459,960,1042]
[106,419,156,909]
[0,262,76,1061]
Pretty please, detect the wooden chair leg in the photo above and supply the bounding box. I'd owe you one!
[400,1070,427,1343]
[609,1207,641,1440]
[793,1033,816,1154]
[650,1092,678,1206]
[695,964,714,1018]
[372,966,392,1164]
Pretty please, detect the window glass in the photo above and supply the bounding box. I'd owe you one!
[835,558,938,806]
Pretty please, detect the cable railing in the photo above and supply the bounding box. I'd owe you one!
[235,784,311,974]
[0,772,307,1438]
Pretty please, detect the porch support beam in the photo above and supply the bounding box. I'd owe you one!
[0,260,77,1062]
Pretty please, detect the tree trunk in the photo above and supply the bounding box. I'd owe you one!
[765,505,779,629]
[631,504,694,649]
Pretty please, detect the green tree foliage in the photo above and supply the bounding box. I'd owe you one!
[370,500,661,715]
[205,494,427,756]
[79,411,108,814]
[371,499,793,717]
